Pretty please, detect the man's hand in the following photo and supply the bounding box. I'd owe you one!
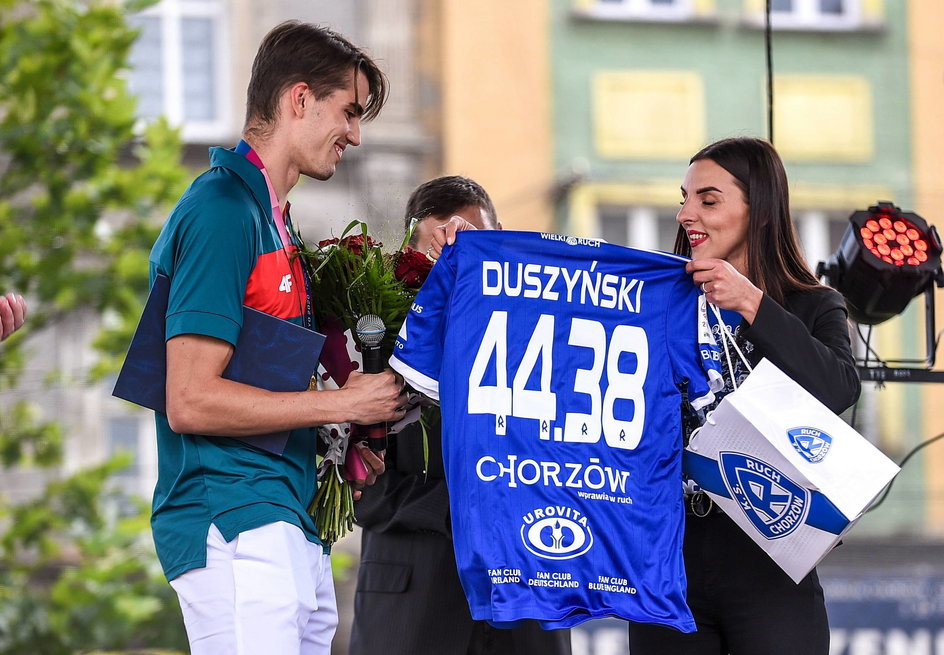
[339,369,407,425]
[426,215,478,261]
[0,293,27,341]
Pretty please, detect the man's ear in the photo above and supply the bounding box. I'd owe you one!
[288,82,309,116]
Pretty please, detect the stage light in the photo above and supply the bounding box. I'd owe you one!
[819,203,944,382]
[818,202,944,325]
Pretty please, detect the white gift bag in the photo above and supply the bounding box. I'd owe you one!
[683,306,900,583]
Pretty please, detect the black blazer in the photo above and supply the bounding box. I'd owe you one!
[356,411,451,536]
[742,286,860,414]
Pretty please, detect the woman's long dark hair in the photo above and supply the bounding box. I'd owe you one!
[673,137,821,305]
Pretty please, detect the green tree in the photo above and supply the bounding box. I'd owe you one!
[0,457,188,653]
[0,0,189,651]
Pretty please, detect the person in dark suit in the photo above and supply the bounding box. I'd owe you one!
[349,176,572,655]
[628,137,861,655]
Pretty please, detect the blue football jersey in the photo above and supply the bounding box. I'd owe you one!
[390,231,722,630]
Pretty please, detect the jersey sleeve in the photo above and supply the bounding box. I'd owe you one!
[151,172,259,347]
[671,281,724,410]
[388,246,458,401]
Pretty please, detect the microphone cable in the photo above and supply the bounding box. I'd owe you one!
[866,429,944,513]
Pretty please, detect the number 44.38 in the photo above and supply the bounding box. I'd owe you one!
[467,311,649,450]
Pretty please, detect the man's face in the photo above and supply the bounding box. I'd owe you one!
[412,205,497,252]
[296,69,369,181]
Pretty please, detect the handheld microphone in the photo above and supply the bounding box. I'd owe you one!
[355,314,388,451]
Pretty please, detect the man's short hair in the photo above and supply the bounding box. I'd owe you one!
[403,176,497,232]
[245,21,388,134]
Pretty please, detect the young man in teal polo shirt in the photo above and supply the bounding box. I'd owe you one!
[148,21,405,655]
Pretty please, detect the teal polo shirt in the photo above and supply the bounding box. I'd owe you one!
[148,146,324,581]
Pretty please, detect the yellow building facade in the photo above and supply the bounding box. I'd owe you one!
[422,0,554,233]
[911,0,944,533]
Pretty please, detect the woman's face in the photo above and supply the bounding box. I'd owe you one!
[677,158,751,274]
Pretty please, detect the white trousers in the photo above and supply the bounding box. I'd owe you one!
[170,521,337,655]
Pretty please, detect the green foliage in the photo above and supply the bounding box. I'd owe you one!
[0,457,187,654]
[0,0,186,365]
[0,0,187,457]
[0,0,189,652]
[0,401,62,468]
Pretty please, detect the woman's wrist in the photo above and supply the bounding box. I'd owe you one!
[739,286,764,325]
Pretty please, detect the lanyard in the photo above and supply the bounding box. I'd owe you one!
[286,212,315,331]
[236,140,314,330]
[235,140,289,248]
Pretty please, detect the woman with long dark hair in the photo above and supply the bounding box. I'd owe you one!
[629,137,860,654]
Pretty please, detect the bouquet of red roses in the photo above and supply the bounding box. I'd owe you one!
[300,221,433,545]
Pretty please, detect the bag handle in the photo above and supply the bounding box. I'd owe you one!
[708,301,753,390]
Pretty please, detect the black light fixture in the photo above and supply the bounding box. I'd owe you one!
[819,202,944,325]
[818,202,944,382]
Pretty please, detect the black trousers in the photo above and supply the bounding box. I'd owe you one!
[629,510,828,655]
[351,529,572,655]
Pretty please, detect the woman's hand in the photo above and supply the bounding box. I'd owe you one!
[349,441,386,501]
[687,258,763,324]
[426,215,478,261]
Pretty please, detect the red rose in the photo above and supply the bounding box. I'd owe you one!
[316,234,379,256]
[394,247,434,288]
[338,233,378,256]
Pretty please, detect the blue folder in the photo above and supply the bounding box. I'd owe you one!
[112,274,325,455]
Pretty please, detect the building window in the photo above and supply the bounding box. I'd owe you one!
[768,0,862,30]
[796,209,852,274]
[576,0,697,22]
[128,0,231,142]
[106,415,152,511]
[593,203,848,264]
[108,417,141,481]
[597,205,680,252]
